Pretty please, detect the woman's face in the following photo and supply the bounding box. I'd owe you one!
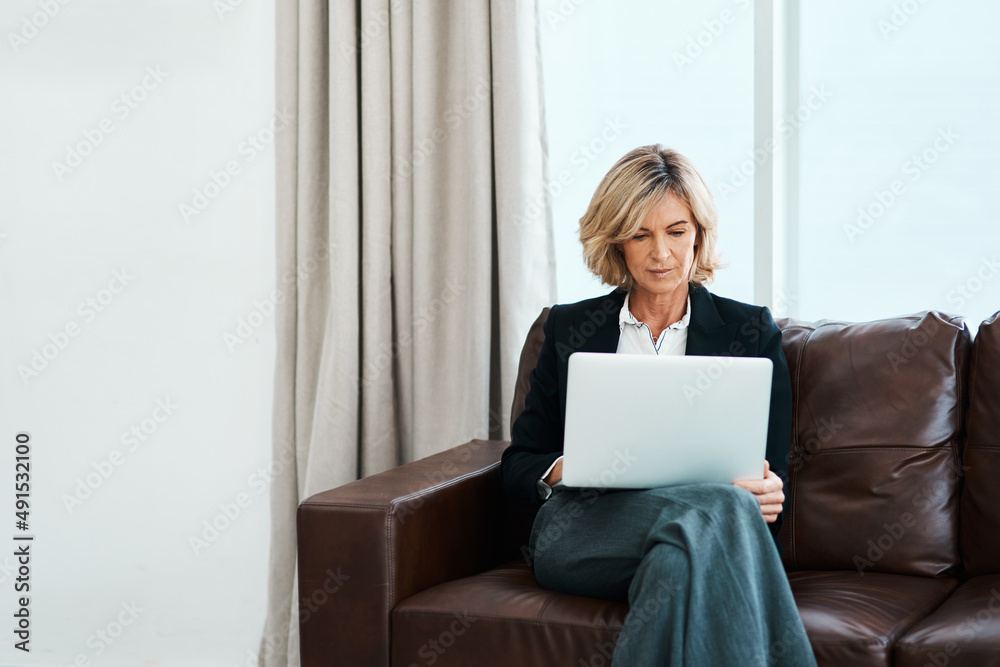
[621,191,699,301]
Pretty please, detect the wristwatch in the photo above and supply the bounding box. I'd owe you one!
[535,456,563,501]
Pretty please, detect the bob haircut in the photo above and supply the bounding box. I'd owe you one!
[579,145,723,290]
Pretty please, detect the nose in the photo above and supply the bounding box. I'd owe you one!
[651,234,670,261]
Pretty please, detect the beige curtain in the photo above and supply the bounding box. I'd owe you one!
[259,1,555,664]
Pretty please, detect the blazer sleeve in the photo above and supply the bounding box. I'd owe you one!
[499,306,565,505]
[757,306,794,543]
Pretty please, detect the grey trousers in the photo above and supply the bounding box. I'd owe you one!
[527,484,817,667]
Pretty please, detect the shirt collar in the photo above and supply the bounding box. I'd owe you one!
[619,290,692,332]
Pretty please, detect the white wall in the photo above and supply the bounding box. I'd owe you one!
[0,1,276,665]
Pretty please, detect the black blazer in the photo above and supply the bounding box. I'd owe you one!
[499,282,794,541]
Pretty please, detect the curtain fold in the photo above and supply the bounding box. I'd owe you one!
[259,1,555,665]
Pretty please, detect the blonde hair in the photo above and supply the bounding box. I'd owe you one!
[579,145,723,289]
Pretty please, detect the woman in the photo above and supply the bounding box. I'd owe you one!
[499,145,816,666]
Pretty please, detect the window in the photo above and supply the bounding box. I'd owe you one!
[541,0,1000,331]
[540,0,755,305]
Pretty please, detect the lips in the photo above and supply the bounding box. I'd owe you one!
[649,269,673,276]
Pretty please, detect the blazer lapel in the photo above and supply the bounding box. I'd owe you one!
[580,288,627,354]
[579,285,737,356]
[684,284,739,356]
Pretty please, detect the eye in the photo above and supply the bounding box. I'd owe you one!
[669,230,685,237]
[632,233,649,240]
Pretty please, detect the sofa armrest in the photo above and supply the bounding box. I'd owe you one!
[297,439,508,667]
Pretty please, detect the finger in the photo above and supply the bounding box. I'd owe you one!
[764,460,770,477]
[742,482,782,499]
[764,514,777,524]
[746,492,784,507]
[733,480,766,497]
[732,484,784,507]
[739,471,783,494]
[764,471,784,492]
[734,478,767,494]
[755,492,785,506]
[760,503,784,515]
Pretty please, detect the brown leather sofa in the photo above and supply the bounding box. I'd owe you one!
[297,307,1000,667]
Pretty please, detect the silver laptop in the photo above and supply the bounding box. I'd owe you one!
[561,352,773,488]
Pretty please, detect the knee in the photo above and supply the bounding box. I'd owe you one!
[705,483,760,514]
[629,543,687,606]
[529,508,568,567]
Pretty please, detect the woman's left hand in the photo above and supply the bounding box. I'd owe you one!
[732,460,785,523]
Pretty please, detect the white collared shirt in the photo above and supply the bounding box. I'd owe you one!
[535,290,691,500]
[616,290,691,356]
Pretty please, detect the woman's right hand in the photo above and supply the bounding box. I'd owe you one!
[544,456,564,486]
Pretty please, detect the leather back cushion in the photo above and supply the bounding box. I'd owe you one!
[777,312,970,577]
[961,311,1000,576]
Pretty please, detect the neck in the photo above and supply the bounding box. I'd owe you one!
[629,284,689,333]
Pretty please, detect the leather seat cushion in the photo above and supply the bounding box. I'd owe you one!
[391,560,958,667]
[391,560,627,667]
[789,570,958,667]
[895,574,1000,667]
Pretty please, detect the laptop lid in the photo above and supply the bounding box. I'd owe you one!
[561,352,773,489]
